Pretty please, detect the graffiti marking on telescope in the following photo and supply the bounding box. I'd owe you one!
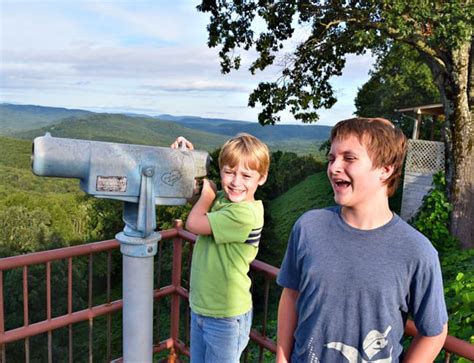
[161,170,182,186]
[96,176,127,192]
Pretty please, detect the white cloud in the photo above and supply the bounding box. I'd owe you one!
[82,2,204,44]
[1,0,374,125]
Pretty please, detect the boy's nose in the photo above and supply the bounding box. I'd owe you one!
[328,159,342,174]
[231,174,242,185]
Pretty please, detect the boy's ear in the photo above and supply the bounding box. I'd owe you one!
[258,173,268,186]
[380,165,394,183]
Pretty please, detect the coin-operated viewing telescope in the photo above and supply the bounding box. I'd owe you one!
[32,133,211,362]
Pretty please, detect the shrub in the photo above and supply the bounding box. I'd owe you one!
[410,171,473,361]
[441,248,474,345]
[411,172,458,253]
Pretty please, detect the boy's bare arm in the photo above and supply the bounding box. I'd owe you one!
[276,287,299,363]
[185,179,216,235]
[403,323,448,363]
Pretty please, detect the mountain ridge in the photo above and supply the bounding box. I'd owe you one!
[1,103,330,154]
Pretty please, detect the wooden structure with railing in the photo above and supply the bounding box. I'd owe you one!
[1,220,473,362]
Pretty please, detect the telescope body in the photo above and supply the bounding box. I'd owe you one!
[32,133,210,205]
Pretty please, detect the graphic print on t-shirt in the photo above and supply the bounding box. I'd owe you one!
[325,326,393,362]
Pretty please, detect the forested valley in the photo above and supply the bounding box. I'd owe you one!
[0,130,328,361]
[0,104,472,362]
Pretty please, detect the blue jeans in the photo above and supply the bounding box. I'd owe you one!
[190,309,252,363]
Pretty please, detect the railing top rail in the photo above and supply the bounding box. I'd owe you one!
[404,320,474,360]
[0,229,178,271]
[250,259,279,278]
[0,239,119,271]
[177,228,197,243]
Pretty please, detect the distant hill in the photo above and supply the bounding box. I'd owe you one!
[1,104,330,154]
[268,172,334,264]
[0,103,92,134]
[157,114,332,141]
[12,113,228,151]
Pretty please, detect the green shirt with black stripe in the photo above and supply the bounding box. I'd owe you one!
[189,191,264,318]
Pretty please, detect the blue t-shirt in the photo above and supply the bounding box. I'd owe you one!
[277,207,448,363]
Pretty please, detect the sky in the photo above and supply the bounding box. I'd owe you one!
[1,0,375,126]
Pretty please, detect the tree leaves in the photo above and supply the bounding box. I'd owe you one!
[197,0,473,125]
[354,42,441,136]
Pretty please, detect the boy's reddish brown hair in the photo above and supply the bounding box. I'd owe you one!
[330,117,407,197]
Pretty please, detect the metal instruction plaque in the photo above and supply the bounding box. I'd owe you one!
[96,176,127,192]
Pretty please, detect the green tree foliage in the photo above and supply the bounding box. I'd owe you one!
[411,172,474,353]
[197,1,471,124]
[83,198,124,241]
[197,0,474,247]
[356,43,440,119]
[411,172,458,254]
[258,150,325,200]
[355,43,442,139]
[0,192,125,256]
[0,206,52,254]
[441,249,474,349]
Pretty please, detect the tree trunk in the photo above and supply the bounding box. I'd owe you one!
[441,40,474,248]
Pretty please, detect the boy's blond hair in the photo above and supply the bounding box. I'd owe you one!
[330,117,407,197]
[218,133,270,176]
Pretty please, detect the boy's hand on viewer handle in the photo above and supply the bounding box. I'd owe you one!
[201,178,217,199]
[170,136,194,150]
[185,178,215,236]
[186,178,215,205]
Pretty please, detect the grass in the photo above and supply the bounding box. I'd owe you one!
[268,171,334,256]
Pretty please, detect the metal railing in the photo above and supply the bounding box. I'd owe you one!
[0,221,473,362]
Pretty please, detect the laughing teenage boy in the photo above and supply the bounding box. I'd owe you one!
[172,133,270,363]
[276,118,448,363]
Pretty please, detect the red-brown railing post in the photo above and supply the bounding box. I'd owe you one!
[169,220,184,362]
[67,257,73,363]
[444,351,451,363]
[0,270,4,363]
[46,261,52,363]
[23,266,30,362]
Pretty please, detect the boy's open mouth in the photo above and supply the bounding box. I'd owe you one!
[334,179,351,188]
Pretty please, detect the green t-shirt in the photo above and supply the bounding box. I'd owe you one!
[189,191,264,317]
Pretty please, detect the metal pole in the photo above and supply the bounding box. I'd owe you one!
[117,231,160,363]
[123,254,153,362]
